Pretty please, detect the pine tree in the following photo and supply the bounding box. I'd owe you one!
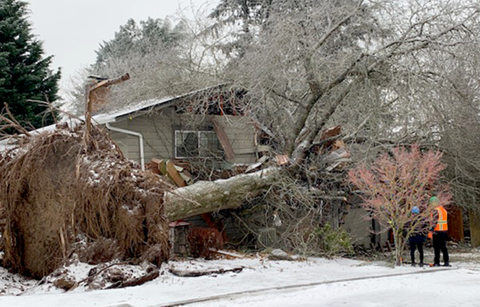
[209,0,273,58]
[0,0,61,131]
[94,17,186,70]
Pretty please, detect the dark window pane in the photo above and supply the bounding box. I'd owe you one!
[175,131,198,157]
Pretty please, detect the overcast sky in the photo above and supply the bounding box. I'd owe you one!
[24,0,218,93]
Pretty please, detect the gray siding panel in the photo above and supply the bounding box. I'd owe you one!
[106,108,257,165]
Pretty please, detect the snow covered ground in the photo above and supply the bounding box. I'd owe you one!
[1,247,480,307]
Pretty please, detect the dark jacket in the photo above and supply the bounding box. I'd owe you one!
[409,232,426,244]
[406,218,427,244]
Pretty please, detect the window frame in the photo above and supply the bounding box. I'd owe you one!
[174,130,222,158]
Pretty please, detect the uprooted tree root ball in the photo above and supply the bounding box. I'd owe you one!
[0,124,170,278]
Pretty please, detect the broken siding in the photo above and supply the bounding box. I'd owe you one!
[106,107,257,165]
[214,116,256,164]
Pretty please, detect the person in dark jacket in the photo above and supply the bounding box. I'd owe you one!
[408,206,426,267]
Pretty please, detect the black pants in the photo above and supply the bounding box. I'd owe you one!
[433,232,449,265]
[410,241,424,264]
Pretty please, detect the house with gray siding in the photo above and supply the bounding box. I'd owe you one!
[92,85,260,170]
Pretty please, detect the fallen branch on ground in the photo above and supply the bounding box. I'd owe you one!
[169,266,244,277]
[107,270,160,289]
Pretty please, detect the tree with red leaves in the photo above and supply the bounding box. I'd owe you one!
[348,144,451,265]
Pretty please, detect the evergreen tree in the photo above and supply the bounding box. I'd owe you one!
[94,17,186,70]
[209,0,273,58]
[66,17,190,115]
[0,0,61,131]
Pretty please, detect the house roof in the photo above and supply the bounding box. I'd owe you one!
[94,83,231,125]
[0,84,231,151]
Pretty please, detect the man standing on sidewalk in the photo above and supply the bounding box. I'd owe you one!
[429,196,450,267]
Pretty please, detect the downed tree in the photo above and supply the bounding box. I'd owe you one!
[0,107,355,279]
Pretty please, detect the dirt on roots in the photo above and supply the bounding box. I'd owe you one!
[0,124,170,278]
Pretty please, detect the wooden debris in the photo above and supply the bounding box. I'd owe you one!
[212,119,235,161]
[88,73,131,111]
[275,155,289,166]
[321,125,342,140]
[72,261,129,291]
[376,241,385,253]
[155,159,228,245]
[166,160,187,187]
[85,73,130,142]
[332,139,345,150]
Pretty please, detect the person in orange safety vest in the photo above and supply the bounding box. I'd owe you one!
[428,196,450,267]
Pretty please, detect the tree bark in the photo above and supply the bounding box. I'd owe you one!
[164,168,279,221]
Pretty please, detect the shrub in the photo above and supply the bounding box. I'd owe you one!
[188,227,224,259]
[310,224,354,256]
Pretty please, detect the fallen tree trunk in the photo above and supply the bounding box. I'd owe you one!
[164,168,279,221]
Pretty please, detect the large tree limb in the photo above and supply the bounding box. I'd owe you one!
[164,168,279,221]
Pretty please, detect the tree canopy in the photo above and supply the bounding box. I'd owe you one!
[0,0,60,131]
[66,17,221,115]
[207,0,480,211]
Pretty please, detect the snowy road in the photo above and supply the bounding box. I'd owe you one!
[1,252,480,307]
[181,268,480,307]
[151,267,457,307]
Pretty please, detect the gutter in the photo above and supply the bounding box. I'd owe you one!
[106,122,145,171]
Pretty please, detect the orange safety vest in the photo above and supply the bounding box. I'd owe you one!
[433,206,448,231]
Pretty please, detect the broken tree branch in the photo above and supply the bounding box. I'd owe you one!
[1,103,31,136]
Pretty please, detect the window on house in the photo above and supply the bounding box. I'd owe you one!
[175,130,222,158]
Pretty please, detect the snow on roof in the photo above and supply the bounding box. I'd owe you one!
[92,95,175,125]
[92,83,229,125]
